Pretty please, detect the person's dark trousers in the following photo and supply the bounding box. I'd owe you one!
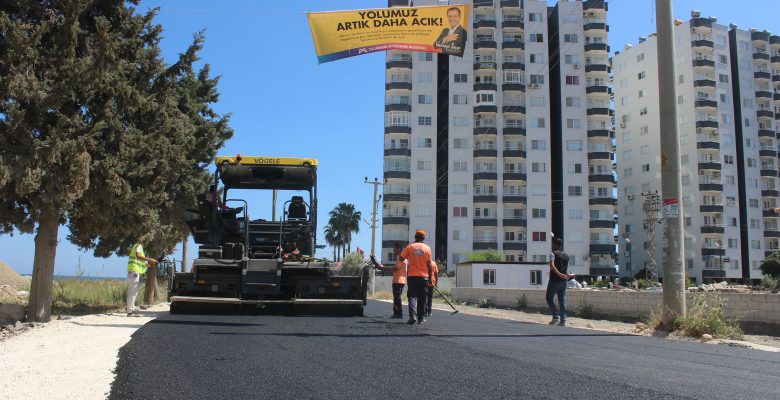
[392,283,405,317]
[546,280,568,321]
[425,285,433,316]
[406,276,428,322]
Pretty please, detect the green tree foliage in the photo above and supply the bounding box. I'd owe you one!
[759,251,780,278]
[336,251,365,277]
[323,223,341,260]
[467,249,504,262]
[327,203,361,257]
[0,1,232,321]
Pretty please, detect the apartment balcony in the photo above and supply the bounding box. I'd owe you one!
[474,62,497,71]
[384,170,410,179]
[473,19,497,29]
[757,109,774,119]
[590,243,615,254]
[474,0,495,7]
[583,22,608,32]
[752,31,771,42]
[384,103,412,112]
[691,39,714,49]
[588,174,615,183]
[474,82,498,91]
[474,39,498,50]
[501,40,524,50]
[384,148,411,156]
[702,269,726,279]
[473,127,498,135]
[500,0,520,7]
[695,99,718,109]
[384,126,411,134]
[473,218,498,227]
[502,127,526,136]
[503,172,527,181]
[753,52,770,61]
[758,129,775,138]
[473,149,498,158]
[760,149,777,157]
[698,162,721,171]
[588,129,614,139]
[755,71,772,80]
[774,75,780,83]
[764,229,780,238]
[474,105,498,114]
[692,59,715,68]
[586,85,612,95]
[585,43,609,53]
[693,79,716,88]
[586,107,613,117]
[502,83,526,92]
[501,20,523,29]
[385,82,412,91]
[473,241,499,251]
[700,205,724,213]
[762,189,779,197]
[383,216,409,225]
[386,60,412,70]
[588,151,613,161]
[583,0,608,11]
[503,195,526,203]
[473,194,498,203]
[502,218,526,227]
[502,105,526,114]
[699,182,723,192]
[695,120,719,129]
[590,219,615,229]
[383,193,410,202]
[503,149,526,158]
[473,172,498,180]
[696,141,719,150]
[764,209,780,217]
[772,55,780,64]
[701,225,725,234]
[589,197,617,206]
[701,247,725,256]
[690,18,713,29]
[761,168,778,177]
[585,64,610,73]
[503,242,527,251]
[501,62,524,71]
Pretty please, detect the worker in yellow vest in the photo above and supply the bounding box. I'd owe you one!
[127,243,158,316]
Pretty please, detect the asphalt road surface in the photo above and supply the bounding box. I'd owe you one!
[110,301,780,400]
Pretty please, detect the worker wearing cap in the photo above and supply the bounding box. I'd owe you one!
[399,229,434,325]
[127,242,158,316]
[375,243,407,318]
[424,260,439,317]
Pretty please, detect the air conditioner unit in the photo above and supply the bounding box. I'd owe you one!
[627,194,634,200]
[573,64,580,69]
[529,84,540,89]
[583,255,590,261]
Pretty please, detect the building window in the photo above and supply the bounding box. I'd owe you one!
[483,269,496,285]
[749,199,759,208]
[454,74,468,83]
[568,209,583,219]
[568,186,582,196]
[453,138,468,148]
[417,72,432,83]
[418,116,432,126]
[528,12,544,22]
[638,89,645,98]
[531,140,546,150]
[566,119,581,129]
[564,54,579,64]
[529,75,545,84]
[453,206,468,217]
[417,183,432,194]
[452,230,461,240]
[418,95,432,104]
[417,138,432,148]
[529,53,543,64]
[641,164,650,172]
[418,52,432,61]
[568,163,582,173]
[638,71,646,80]
[532,208,547,218]
[565,75,580,85]
[532,163,546,172]
[566,140,582,151]
[640,126,649,135]
[454,161,468,171]
[640,107,647,115]
[718,74,729,84]
[565,97,581,107]
[636,53,645,62]
[530,270,542,285]
[532,232,547,242]
[531,118,546,128]
[530,96,545,106]
[452,184,467,194]
[564,34,577,43]
[453,94,468,104]
[529,33,544,42]
[453,117,468,126]
[417,161,432,170]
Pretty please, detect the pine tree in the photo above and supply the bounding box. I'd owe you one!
[0,1,232,321]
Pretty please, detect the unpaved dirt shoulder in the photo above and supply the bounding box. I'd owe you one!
[0,303,168,400]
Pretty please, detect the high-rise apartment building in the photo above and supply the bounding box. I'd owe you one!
[614,12,778,283]
[382,0,615,278]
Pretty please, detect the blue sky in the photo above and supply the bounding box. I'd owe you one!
[1,0,777,277]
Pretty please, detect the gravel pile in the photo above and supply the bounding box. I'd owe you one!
[0,261,29,290]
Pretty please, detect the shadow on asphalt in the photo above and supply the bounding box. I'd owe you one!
[149,319,266,327]
[207,332,629,338]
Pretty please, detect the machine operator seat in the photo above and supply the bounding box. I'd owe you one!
[288,196,307,220]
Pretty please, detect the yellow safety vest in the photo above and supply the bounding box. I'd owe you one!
[127,244,147,274]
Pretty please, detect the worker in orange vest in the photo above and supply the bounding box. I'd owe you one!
[375,243,407,318]
[424,260,439,317]
[399,229,434,325]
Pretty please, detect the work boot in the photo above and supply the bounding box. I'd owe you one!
[417,318,426,324]
[407,317,417,325]
[558,320,566,327]
[549,317,560,325]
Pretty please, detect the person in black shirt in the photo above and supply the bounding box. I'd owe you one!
[547,238,572,326]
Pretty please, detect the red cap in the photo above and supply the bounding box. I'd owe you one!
[415,229,426,236]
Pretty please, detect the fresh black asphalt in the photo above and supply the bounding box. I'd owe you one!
[110,300,780,399]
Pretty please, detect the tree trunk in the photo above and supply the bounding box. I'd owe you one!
[144,265,157,305]
[27,212,60,322]
[181,237,188,272]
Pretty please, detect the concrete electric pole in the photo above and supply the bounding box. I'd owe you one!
[365,177,384,295]
[656,0,687,326]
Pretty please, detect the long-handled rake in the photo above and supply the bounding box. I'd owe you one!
[433,285,459,315]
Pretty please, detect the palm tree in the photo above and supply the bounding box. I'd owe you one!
[323,223,342,260]
[328,203,362,255]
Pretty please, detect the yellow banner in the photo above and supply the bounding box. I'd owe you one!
[308,5,470,63]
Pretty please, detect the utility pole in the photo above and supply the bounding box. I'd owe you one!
[365,177,384,296]
[656,0,686,326]
[181,237,188,273]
